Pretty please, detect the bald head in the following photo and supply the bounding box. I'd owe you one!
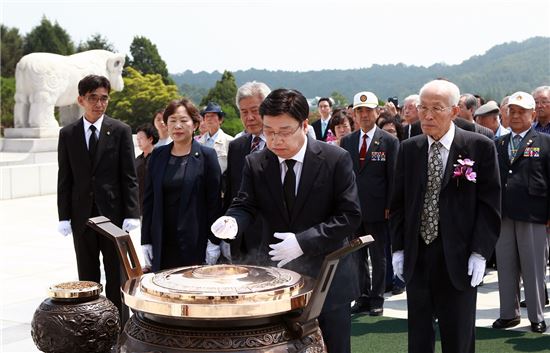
[418,80,461,140]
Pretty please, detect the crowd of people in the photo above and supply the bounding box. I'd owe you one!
[57,74,549,353]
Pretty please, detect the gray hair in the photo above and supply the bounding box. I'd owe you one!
[403,94,420,105]
[235,81,271,109]
[460,93,478,110]
[532,86,550,96]
[500,95,510,108]
[419,80,460,106]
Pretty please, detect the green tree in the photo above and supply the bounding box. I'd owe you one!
[1,76,16,129]
[330,91,349,108]
[76,33,115,52]
[1,25,24,77]
[128,36,173,85]
[199,71,241,135]
[108,67,179,130]
[199,71,238,110]
[23,16,74,55]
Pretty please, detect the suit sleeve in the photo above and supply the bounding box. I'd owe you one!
[470,139,501,259]
[118,124,140,219]
[226,155,257,234]
[389,142,406,252]
[385,136,400,210]
[57,129,72,221]
[296,151,362,256]
[205,148,222,243]
[141,150,156,245]
[223,142,235,212]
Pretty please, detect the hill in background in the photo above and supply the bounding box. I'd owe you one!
[172,36,550,104]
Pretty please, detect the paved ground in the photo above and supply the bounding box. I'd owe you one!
[1,194,548,352]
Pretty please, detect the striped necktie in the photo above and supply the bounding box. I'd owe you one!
[250,135,262,153]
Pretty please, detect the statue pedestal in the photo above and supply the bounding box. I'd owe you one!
[4,127,60,139]
[0,131,59,200]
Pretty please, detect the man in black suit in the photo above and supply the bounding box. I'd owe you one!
[222,81,271,263]
[341,91,399,316]
[57,75,140,319]
[390,79,501,353]
[212,89,362,353]
[492,91,549,333]
[311,97,333,141]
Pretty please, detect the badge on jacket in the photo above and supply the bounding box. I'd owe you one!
[371,151,386,161]
[523,147,540,157]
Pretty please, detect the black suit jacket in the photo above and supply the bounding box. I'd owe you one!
[224,134,267,262]
[390,126,501,290]
[226,137,362,310]
[496,128,550,224]
[141,141,221,271]
[311,118,331,141]
[340,128,399,223]
[57,115,139,235]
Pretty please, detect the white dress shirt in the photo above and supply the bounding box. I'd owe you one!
[426,122,455,170]
[358,125,377,152]
[277,138,308,195]
[82,115,104,149]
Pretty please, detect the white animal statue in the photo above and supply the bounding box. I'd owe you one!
[14,50,125,128]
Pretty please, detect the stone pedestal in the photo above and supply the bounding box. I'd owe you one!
[4,127,60,139]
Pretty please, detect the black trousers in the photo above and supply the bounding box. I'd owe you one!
[356,221,388,308]
[318,303,352,353]
[407,236,476,353]
[72,214,128,322]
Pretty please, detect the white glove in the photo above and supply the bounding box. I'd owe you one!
[205,240,221,265]
[122,218,140,232]
[142,244,153,268]
[211,216,238,240]
[468,252,486,287]
[57,220,72,237]
[220,241,232,262]
[268,232,304,268]
[392,250,404,282]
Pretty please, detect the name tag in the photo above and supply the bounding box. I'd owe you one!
[371,151,386,161]
[523,147,540,157]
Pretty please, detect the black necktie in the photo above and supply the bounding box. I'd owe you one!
[283,159,296,216]
[89,125,98,158]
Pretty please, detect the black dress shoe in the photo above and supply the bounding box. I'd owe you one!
[369,307,384,316]
[350,302,370,315]
[391,286,405,295]
[530,321,547,333]
[492,317,521,329]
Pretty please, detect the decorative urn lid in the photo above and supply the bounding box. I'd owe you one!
[122,264,313,319]
[49,281,102,300]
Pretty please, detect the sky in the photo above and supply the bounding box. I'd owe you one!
[2,0,549,74]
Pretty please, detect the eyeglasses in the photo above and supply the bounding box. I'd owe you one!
[263,123,302,140]
[85,94,110,104]
[535,100,550,106]
[416,105,452,115]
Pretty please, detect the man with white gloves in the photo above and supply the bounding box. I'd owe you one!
[57,75,140,322]
[211,89,361,353]
[390,80,501,353]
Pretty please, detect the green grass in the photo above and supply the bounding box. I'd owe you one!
[351,315,550,353]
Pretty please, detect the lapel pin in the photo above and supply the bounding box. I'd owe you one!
[374,140,380,145]
[194,152,199,157]
[106,131,110,135]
